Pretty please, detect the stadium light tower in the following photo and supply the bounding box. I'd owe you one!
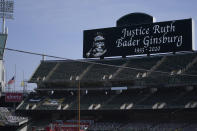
[0,0,14,93]
[0,0,14,34]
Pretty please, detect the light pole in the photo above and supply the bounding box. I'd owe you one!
[76,76,81,131]
[78,80,80,131]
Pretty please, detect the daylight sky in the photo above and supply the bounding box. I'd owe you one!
[3,0,197,90]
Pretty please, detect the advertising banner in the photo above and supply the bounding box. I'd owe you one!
[5,93,23,102]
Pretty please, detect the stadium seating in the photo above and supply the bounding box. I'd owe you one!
[145,53,197,86]
[88,122,122,131]
[30,61,57,82]
[28,52,197,87]
[23,52,197,130]
[115,56,162,80]
[82,59,126,81]
[80,91,112,110]
[87,121,197,131]
[17,86,197,112]
[49,61,91,81]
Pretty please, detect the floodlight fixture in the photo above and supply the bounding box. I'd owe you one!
[0,0,14,34]
[0,0,14,19]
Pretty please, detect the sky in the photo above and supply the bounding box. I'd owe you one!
[3,0,197,91]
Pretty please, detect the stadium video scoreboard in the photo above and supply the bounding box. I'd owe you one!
[83,19,194,58]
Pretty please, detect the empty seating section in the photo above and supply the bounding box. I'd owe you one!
[29,52,197,86]
[83,59,126,81]
[138,89,183,109]
[23,52,197,111]
[36,93,67,110]
[17,93,44,110]
[186,61,197,75]
[149,53,197,85]
[181,60,197,84]
[31,61,57,81]
[87,122,197,131]
[88,122,122,130]
[49,61,91,80]
[17,87,197,111]
[156,53,196,72]
[118,122,191,131]
[116,56,161,80]
[62,92,77,110]
[120,122,154,131]
[23,52,197,131]
[102,90,147,110]
[80,91,111,110]
[171,90,197,108]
